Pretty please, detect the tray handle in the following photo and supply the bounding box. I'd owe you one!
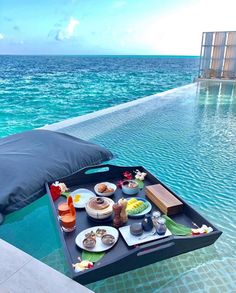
[80,164,140,175]
[137,241,175,256]
[54,164,144,186]
[83,164,112,175]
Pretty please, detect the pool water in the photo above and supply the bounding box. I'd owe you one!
[0,81,236,292]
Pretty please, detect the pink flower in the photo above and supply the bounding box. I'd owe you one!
[117,180,124,188]
[123,171,133,180]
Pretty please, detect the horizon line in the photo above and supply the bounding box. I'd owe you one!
[0,54,200,57]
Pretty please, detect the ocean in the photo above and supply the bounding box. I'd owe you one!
[0,55,199,137]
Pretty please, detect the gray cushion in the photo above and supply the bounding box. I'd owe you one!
[0,129,113,224]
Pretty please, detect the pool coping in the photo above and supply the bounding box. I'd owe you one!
[42,83,196,131]
[0,239,94,293]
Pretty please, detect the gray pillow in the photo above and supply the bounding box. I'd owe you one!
[0,129,113,224]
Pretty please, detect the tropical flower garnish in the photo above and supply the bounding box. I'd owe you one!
[134,170,147,181]
[117,169,147,189]
[73,259,93,272]
[50,181,69,201]
[191,225,213,235]
[123,171,133,180]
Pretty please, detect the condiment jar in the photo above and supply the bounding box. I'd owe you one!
[156,217,167,235]
[142,214,153,232]
[152,211,161,227]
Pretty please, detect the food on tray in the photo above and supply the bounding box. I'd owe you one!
[126,198,148,215]
[94,182,117,196]
[105,187,114,193]
[122,180,139,195]
[97,183,114,194]
[123,180,138,188]
[86,197,114,220]
[88,197,109,210]
[85,231,96,239]
[96,228,107,237]
[98,183,107,193]
[130,222,143,236]
[101,234,116,246]
[83,237,96,249]
[73,194,81,203]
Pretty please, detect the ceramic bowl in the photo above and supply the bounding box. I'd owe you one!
[101,234,116,246]
[94,182,117,197]
[122,180,139,195]
[85,197,114,220]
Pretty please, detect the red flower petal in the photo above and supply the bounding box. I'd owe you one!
[123,171,133,180]
[117,180,124,188]
[50,185,61,201]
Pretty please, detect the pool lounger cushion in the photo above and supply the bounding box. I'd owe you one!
[0,129,113,224]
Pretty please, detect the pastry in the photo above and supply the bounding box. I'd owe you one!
[104,187,114,193]
[96,228,107,237]
[98,183,107,193]
[85,231,96,239]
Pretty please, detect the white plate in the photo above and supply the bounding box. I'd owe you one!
[75,226,119,252]
[94,182,117,196]
[119,225,172,246]
[70,188,95,208]
[126,197,152,217]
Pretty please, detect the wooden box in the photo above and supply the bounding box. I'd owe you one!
[145,184,183,215]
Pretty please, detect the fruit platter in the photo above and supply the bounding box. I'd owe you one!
[46,164,222,285]
[126,197,152,217]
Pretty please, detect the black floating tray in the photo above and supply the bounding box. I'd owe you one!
[46,164,222,285]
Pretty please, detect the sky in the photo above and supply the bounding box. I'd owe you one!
[0,0,236,55]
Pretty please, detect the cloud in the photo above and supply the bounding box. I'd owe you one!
[55,17,79,41]
[0,33,4,40]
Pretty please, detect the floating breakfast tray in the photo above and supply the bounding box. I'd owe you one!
[46,164,222,285]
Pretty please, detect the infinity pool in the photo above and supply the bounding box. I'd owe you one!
[0,81,236,292]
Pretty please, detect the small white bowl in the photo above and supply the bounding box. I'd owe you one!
[94,182,117,197]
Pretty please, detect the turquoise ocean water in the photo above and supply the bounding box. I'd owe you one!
[0,55,199,137]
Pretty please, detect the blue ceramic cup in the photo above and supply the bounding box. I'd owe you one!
[122,180,139,195]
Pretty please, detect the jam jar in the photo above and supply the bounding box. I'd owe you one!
[156,217,167,235]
